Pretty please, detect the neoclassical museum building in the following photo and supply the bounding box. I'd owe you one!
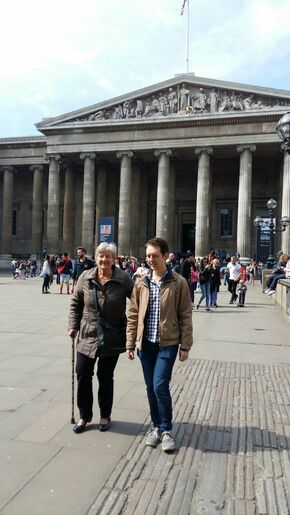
[0,73,290,264]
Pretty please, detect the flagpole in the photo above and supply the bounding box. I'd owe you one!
[186,0,190,72]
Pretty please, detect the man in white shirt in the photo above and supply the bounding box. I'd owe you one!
[227,256,241,304]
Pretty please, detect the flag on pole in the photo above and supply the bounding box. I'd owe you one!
[180,0,187,15]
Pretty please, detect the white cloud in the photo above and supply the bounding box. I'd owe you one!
[0,0,290,136]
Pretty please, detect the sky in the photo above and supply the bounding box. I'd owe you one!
[1,0,290,138]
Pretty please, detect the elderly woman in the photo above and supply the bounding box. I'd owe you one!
[68,242,133,434]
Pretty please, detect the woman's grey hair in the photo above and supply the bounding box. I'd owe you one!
[95,242,117,260]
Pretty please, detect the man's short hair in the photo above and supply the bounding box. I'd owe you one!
[77,247,86,253]
[63,252,68,257]
[145,237,169,255]
[186,251,193,258]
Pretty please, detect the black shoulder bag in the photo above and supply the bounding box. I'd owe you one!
[93,285,126,351]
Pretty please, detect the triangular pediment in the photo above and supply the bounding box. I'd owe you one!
[36,74,290,131]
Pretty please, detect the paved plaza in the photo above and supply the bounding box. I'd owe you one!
[0,275,290,515]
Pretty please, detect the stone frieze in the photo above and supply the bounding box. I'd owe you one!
[75,83,290,122]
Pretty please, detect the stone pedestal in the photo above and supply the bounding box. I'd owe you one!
[194,148,213,258]
[47,155,61,255]
[237,145,256,260]
[155,149,172,242]
[81,153,96,256]
[63,164,75,256]
[117,151,133,255]
[30,165,44,257]
[281,151,290,255]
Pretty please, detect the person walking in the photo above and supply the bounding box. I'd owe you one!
[126,237,193,452]
[196,257,212,311]
[227,256,241,304]
[41,255,51,294]
[68,242,133,434]
[71,247,95,294]
[189,261,199,309]
[209,258,221,307]
[58,253,73,294]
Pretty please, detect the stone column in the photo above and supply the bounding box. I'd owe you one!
[155,149,172,242]
[117,151,133,255]
[63,163,75,256]
[47,155,61,254]
[80,153,96,256]
[237,145,256,260]
[130,163,141,256]
[95,164,107,245]
[281,151,290,255]
[30,165,44,257]
[194,147,213,258]
[1,166,14,257]
[168,162,176,250]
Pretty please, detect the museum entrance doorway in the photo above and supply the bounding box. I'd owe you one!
[182,224,195,254]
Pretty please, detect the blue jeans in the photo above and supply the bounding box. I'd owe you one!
[138,342,178,432]
[210,288,218,305]
[198,281,211,308]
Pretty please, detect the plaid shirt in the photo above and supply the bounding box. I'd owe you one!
[145,268,170,343]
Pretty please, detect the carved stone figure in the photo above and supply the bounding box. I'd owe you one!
[151,95,159,113]
[89,110,105,121]
[178,83,190,111]
[135,99,143,117]
[158,93,167,114]
[192,88,207,112]
[218,93,231,112]
[113,105,123,119]
[208,89,218,112]
[243,96,253,111]
[230,93,244,111]
[168,88,178,114]
[123,101,131,118]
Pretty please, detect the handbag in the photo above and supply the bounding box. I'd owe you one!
[39,271,46,278]
[94,286,126,350]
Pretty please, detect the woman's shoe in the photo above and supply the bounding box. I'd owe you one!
[73,419,91,434]
[196,304,200,310]
[99,417,111,432]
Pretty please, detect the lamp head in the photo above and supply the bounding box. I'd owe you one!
[276,112,290,142]
[280,215,290,228]
[267,198,277,211]
[254,216,264,228]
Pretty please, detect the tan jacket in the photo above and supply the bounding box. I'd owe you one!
[126,269,193,352]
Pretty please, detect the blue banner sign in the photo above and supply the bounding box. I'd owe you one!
[98,217,115,244]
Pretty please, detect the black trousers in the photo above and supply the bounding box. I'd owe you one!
[42,274,50,292]
[228,279,238,302]
[75,351,119,421]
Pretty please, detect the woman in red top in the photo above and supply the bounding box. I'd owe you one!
[189,261,199,309]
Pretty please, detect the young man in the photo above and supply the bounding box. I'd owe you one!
[227,255,241,304]
[71,247,95,293]
[126,237,193,452]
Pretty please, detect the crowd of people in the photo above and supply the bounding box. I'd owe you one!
[9,241,290,453]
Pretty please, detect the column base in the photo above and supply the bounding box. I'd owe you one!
[0,254,13,270]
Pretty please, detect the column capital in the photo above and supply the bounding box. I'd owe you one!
[154,149,172,158]
[80,153,96,161]
[45,153,61,163]
[0,165,14,173]
[116,151,134,159]
[29,164,44,172]
[237,144,256,154]
[194,147,213,156]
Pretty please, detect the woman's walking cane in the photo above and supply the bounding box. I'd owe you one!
[71,337,76,424]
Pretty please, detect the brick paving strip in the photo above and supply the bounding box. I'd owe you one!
[88,358,290,515]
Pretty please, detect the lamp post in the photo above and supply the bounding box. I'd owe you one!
[276,112,290,155]
[254,198,290,267]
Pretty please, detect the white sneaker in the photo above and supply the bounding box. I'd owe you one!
[267,290,275,296]
[145,427,161,447]
[263,289,269,294]
[161,431,176,452]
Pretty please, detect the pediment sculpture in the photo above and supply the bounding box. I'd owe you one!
[77,84,290,123]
